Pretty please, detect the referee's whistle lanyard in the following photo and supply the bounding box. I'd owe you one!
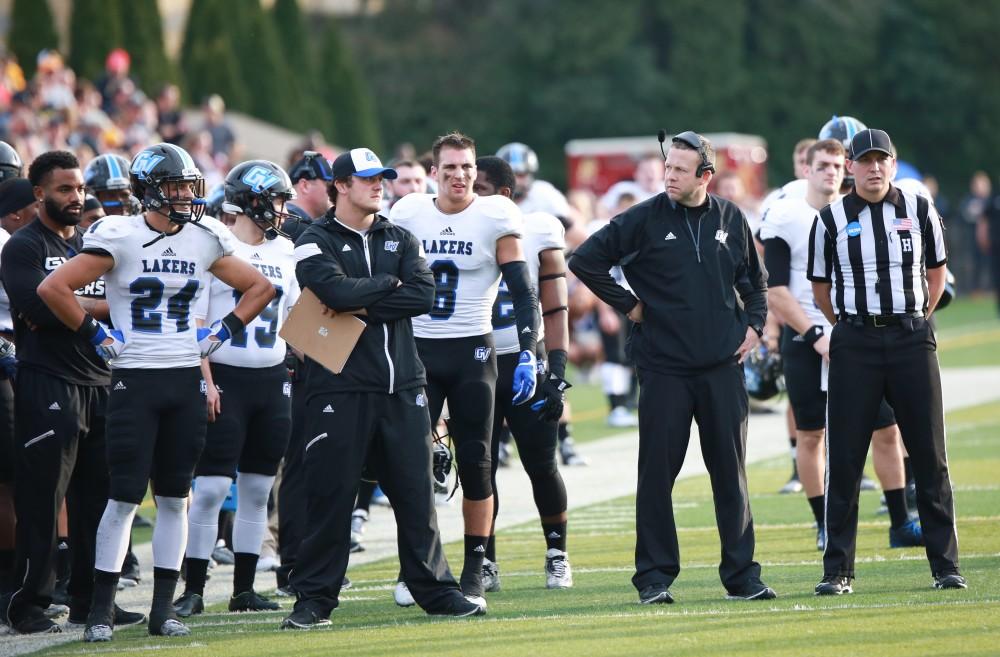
[682,207,702,264]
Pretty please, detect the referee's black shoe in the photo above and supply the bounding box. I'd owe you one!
[426,591,487,617]
[172,591,204,617]
[934,572,968,590]
[280,606,331,630]
[726,579,777,600]
[638,583,674,604]
[815,575,853,595]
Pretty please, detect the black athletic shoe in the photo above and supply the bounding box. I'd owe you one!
[172,591,204,618]
[274,585,296,598]
[12,613,62,634]
[638,583,674,604]
[229,590,280,612]
[726,579,777,600]
[815,575,853,595]
[427,591,486,617]
[280,607,331,630]
[121,552,141,586]
[934,572,968,590]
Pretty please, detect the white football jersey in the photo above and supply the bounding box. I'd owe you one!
[0,228,12,331]
[519,179,571,218]
[193,235,299,367]
[758,196,835,328]
[390,193,523,339]
[493,212,565,355]
[760,178,808,218]
[82,214,236,369]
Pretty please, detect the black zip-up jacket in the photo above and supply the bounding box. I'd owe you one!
[569,192,767,374]
[294,210,434,396]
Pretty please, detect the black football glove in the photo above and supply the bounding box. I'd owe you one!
[531,371,572,422]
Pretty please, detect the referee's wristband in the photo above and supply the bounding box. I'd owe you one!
[220,312,246,338]
[801,325,824,346]
[76,313,101,341]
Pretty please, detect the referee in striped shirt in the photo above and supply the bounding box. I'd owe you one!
[807,128,965,594]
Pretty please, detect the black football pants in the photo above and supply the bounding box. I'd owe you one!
[290,387,459,617]
[632,361,761,594]
[824,318,958,578]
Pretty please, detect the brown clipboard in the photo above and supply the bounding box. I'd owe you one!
[278,288,366,374]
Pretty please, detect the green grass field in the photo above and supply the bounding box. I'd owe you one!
[42,398,1000,657]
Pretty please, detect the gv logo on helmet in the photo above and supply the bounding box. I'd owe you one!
[131,151,165,176]
[241,166,280,193]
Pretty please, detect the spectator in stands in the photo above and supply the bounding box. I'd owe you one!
[960,171,992,291]
[156,84,187,145]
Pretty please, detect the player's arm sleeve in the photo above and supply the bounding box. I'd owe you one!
[0,237,69,329]
[734,211,768,330]
[293,238,399,312]
[920,195,948,268]
[806,214,834,283]
[567,212,640,315]
[366,232,435,323]
[762,237,792,287]
[499,259,539,353]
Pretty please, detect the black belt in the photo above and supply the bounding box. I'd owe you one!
[838,312,923,328]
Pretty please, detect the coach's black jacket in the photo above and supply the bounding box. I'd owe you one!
[569,192,767,375]
[295,211,435,397]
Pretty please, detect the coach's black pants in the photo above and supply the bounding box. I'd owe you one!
[632,361,761,594]
[824,318,958,578]
[290,387,459,617]
[276,376,307,587]
[8,370,108,624]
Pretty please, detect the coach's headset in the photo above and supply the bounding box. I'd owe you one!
[657,129,716,177]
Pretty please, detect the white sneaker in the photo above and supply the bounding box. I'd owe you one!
[545,548,573,589]
[350,509,368,552]
[481,559,501,592]
[256,555,280,572]
[607,406,638,428]
[393,581,416,607]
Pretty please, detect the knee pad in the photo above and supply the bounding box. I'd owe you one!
[523,457,559,483]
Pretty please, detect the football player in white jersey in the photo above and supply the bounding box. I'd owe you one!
[474,156,573,591]
[390,133,540,609]
[37,143,273,642]
[173,160,299,618]
[759,139,918,551]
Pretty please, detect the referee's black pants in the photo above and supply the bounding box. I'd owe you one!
[8,369,108,624]
[824,318,959,579]
[290,387,459,617]
[632,361,761,594]
[276,376,307,588]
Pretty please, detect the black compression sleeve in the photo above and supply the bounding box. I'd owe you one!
[762,238,792,288]
[499,260,539,353]
[546,348,568,378]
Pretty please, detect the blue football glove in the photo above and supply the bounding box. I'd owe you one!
[90,324,125,363]
[511,350,538,406]
[197,321,232,358]
[0,338,16,380]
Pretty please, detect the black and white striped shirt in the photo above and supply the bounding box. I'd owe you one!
[807,185,946,316]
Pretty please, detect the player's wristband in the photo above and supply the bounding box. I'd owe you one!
[76,314,101,342]
[220,312,245,338]
[801,325,824,346]
[547,348,568,379]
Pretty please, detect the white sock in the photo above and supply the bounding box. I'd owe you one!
[186,475,231,561]
[94,499,138,573]
[233,473,274,555]
[153,495,190,571]
[600,362,631,396]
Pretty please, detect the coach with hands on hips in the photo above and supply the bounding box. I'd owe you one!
[570,131,774,604]
[808,128,965,595]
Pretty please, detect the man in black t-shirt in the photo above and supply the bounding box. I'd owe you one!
[0,152,143,633]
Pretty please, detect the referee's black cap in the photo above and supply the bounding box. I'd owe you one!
[848,129,893,160]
